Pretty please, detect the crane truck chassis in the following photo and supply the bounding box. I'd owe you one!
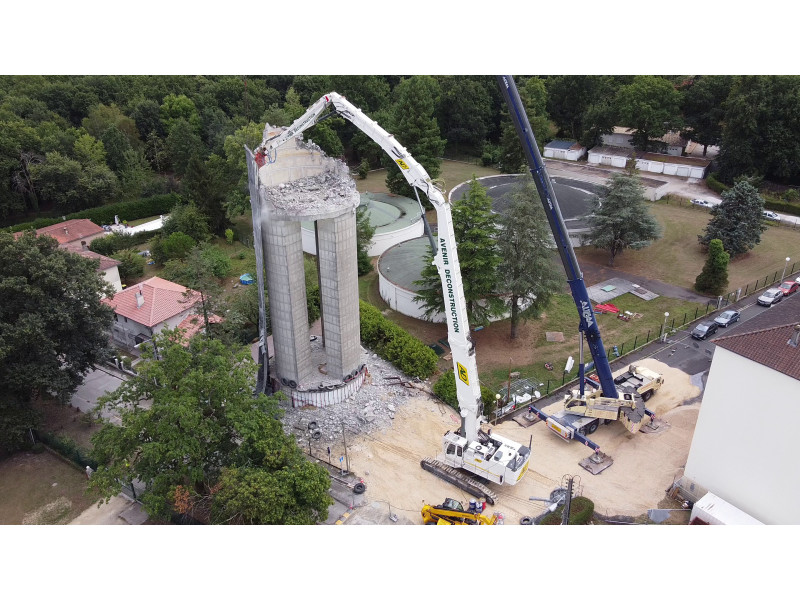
[252,92,531,499]
[497,75,664,468]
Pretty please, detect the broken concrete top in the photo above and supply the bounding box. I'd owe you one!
[257,124,360,221]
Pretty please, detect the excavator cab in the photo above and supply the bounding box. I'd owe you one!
[440,498,464,512]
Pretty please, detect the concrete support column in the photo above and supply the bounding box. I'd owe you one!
[263,219,311,384]
[317,211,361,379]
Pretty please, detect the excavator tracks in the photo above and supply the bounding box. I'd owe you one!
[420,457,498,505]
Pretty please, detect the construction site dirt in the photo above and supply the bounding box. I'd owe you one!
[309,356,700,525]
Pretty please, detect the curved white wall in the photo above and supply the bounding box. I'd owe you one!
[379,270,445,323]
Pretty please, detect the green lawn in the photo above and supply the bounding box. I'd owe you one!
[575,199,800,293]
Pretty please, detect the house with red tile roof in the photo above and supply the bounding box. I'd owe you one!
[102,276,204,351]
[680,298,800,523]
[14,219,122,293]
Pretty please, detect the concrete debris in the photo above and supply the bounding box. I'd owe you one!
[279,342,431,444]
[264,167,358,216]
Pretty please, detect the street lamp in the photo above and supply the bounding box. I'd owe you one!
[662,312,670,342]
[781,257,791,282]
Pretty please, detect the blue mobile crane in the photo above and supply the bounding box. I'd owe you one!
[496,76,658,456]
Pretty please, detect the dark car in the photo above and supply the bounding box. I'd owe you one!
[778,280,799,296]
[691,321,719,340]
[714,310,741,327]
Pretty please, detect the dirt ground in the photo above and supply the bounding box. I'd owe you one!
[337,357,699,524]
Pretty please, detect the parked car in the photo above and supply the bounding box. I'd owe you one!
[778,280,799,296]
[757,287,784,306]
[691,321,719,340]
[714,310,741,327]
[763,210,781,222]
[691,198,713,207]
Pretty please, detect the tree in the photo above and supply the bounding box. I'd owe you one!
[698,177,767,257]
[414,177,503,325]
[355,204,376,276]
[615,76,682,152]
[583,170,662,266]
[0,231,114,402]
[72,133,106,166]
[165,118,203,177]
[682,76,732,156]
[159,93,201,134]
[436,76,493,153]
[89,332,333,523]
[160,201,212,242]
[152,231,196,265]
[99,125,132,173]
[695,239,730,296]
[498,77,550,173]
[716,76,800,183]
[497,174,564,339]
[182,154,233,237]
[383,76,446,200]
[111,249,146,285]
[81,103,141,149]
[546,75,617,141]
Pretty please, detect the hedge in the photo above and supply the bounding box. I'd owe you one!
[5,193,182,233]
[539,496,595,525]
[359,300,438,379]
[705,173,729,195]
[37,430,98,470]
[764,199,800,217]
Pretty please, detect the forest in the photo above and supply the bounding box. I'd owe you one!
[3,74,800,229]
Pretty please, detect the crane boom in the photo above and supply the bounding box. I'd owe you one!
[496,75,618,399]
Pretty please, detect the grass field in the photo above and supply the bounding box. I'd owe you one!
[575,200,800,292]
[0,450,100,524]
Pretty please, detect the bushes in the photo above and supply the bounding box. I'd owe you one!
[764,198,800,217]
[705,173,729,195]
[111,249,146,284]
[539,496,595,525]
[37,430,98,470]
[359,300,437,379]
[89,229,156,256]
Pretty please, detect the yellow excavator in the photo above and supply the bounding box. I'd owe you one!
[421,498,498,525]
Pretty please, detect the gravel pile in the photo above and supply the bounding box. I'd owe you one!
[279,343,433,444]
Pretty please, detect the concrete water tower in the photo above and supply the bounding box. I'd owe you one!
[245,126,363,405]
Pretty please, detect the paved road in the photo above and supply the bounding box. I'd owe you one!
[69,365,128,424]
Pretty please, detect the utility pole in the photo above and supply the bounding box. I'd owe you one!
[342,422,350,473]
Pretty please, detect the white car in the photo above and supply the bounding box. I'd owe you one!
[691,198,712,207]
[757,288,784,307]
[763,210,781,222]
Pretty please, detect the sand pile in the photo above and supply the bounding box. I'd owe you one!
[332,358,701,524]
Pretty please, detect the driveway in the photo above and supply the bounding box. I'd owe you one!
[69,366,128,424]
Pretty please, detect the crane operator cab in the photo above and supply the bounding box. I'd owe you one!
[441,430,530,486]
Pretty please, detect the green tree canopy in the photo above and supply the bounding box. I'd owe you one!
[89,332,333,523]
[0,231,114,401]
[436,76,493,153]
[717,75,800,183]
[698,177,767,257]
[414,177,503,325]
[582,170,662,266]
[355,204,376,276]
[499,77,550,173]
[695,238,730,296]
[615,76,683,152]
[682,76,732,156]
[497,174,564,339]
[383,76,446,200]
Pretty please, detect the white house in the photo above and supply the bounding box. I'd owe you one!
[679,299,800,524]
[543,140,586,161]
[102,276,202,352]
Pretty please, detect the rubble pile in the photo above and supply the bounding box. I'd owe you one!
[279,342,433,444]
[264,166,358,216]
